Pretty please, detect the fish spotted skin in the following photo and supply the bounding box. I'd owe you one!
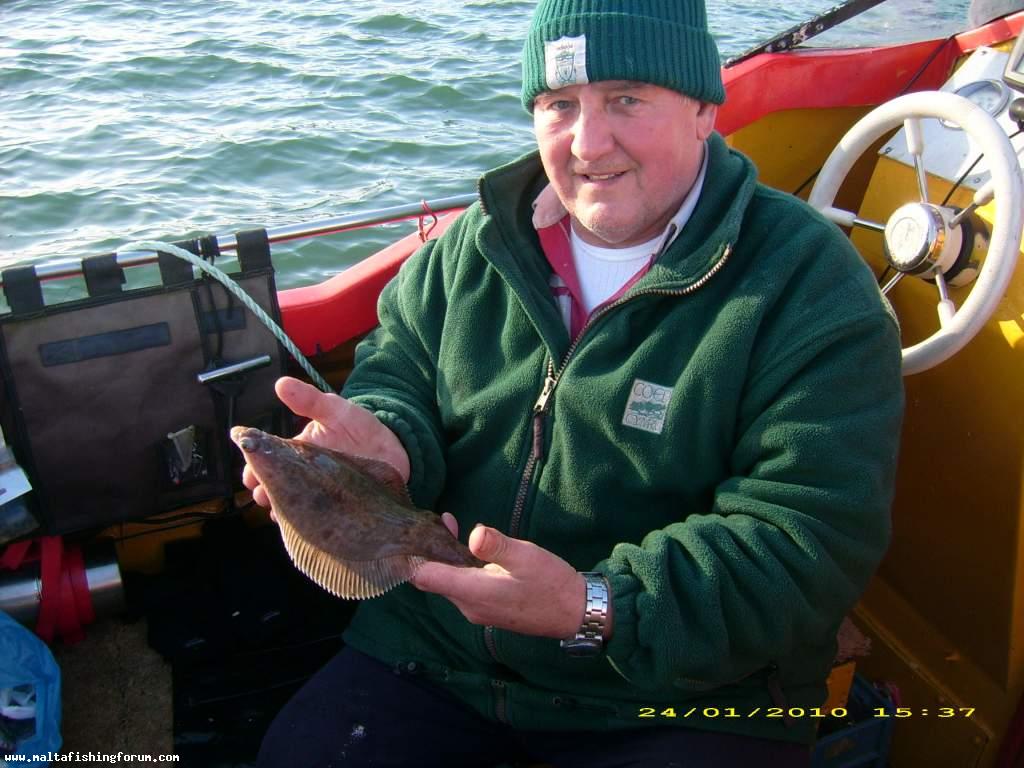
[230,426,483,599]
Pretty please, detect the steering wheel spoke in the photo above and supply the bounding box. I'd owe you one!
[904,117,931,204]
[852,216,887,234]
[881,271,906,296]
[820,206,886,233]
[934,272,957,328]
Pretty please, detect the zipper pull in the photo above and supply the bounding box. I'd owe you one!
[533,372,557,413]
[765,664,796,729]
[532,412,545,461]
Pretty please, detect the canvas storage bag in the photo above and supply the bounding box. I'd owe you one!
[0,231,287,535]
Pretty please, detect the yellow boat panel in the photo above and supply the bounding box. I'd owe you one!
[736,95,1024,767]
[848,140,1024,768]
[726,106,874,199]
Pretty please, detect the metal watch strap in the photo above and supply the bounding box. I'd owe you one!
[560,572,610,657]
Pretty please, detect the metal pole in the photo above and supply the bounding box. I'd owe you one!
[9,193,478,287]
[725,0,890,68]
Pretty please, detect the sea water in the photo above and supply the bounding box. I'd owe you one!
[1,0,973,288]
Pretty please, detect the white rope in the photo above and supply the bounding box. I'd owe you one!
[122,240,333,393]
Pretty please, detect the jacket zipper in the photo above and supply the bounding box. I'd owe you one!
[484,243,732,666]
[508,367,556,537]
[508,243,732,536]
[477,177,488,217]
[491,679,509,724]
[765,663,796,728]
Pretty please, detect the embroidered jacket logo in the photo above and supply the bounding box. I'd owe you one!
[622,379,674,435]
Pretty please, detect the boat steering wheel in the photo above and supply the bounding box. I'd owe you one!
[808,91,1024,375]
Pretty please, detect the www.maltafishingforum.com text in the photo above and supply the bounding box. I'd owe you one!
[4,753,180,763]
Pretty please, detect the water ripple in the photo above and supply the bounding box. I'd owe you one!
[1,0,973,288]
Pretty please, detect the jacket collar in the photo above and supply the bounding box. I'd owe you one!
[473,133,759,351]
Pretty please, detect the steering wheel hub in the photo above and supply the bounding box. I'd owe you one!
[884,203,962,277]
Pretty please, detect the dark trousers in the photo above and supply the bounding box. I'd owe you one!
[257,646,812,768]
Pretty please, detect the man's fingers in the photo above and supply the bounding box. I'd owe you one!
[470,525,514,565]
[242,465,272,508]
[469,527,558,575]
[273,375,412,482]
[440,512,459,538]
[275,376,346,426]
[410,561,460,594]
[254,486,271,509]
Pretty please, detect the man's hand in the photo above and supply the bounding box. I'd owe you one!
[413,517,610,640]
[242,376,411,509]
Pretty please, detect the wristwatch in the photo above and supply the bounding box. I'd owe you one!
[560,572,610,658]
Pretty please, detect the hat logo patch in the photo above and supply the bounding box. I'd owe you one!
[545,34,588,89]
[622,379,674,435]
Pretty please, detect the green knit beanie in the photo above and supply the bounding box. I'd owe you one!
[521,0,725,111]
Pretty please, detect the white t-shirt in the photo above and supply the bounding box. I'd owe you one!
[569,231,659,315]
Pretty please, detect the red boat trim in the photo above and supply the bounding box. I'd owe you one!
[720,11,1024,136]
[279,213,460,355]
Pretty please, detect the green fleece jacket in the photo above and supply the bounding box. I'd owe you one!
[341,133,904,744]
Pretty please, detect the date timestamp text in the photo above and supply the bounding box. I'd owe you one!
[636,707,976,719]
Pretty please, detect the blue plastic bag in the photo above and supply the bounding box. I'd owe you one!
[0,610,61,763]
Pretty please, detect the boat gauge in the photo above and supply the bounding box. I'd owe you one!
[941,80,1010,128]
[1004,33,1024,92]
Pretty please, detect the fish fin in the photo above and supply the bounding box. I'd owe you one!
[336,452,413,505]
[278,513,424,599]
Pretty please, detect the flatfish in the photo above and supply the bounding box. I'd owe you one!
[230,426,483,599]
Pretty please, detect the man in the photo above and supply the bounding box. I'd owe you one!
[248,0,904,765]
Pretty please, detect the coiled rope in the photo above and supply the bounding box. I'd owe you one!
[122,240,333,393]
